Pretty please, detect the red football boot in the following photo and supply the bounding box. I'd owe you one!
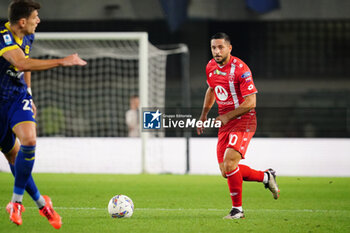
[39,195,62,229]
[7,202,25,226]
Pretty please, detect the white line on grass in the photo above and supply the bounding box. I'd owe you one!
[22,207,350,213]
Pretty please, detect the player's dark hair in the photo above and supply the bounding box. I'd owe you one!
[8,0,41,24]
[211,32,231,45]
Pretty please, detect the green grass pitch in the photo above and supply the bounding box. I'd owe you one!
[0,173,349,233]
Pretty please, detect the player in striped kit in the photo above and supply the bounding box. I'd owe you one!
[197,32,280,219]
[0,0,86,228]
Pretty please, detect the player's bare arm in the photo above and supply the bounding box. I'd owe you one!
[197,87,216,135]
[216,94,256,125]
[2,48,86,72]
[59,53,87,67]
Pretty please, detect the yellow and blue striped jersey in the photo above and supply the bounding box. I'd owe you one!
[0,22,34,103]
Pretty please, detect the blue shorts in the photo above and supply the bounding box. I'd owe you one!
[0,92,35,154]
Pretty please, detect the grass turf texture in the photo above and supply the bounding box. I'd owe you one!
[0,173,349,233]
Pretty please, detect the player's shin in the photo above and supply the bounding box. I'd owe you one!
[9,163,43,206]
[12,145,36,203]
[226,167,243,208]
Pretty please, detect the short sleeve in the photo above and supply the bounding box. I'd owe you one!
[0,32,19,56]
[238,67,258,97]
[206,62,213,88]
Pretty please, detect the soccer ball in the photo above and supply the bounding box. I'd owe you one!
[108,195,134,218]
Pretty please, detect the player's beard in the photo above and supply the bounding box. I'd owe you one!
[214,54,229,65]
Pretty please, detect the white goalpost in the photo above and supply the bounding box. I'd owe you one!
[33,32,150,112]
[30,32,167,173]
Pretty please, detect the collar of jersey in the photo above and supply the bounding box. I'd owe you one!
[216,55,233,69]
[5,22,23,46]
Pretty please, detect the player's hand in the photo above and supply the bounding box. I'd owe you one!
[216,114,230,126]
[61,53,87,66]
[197,115,207,135]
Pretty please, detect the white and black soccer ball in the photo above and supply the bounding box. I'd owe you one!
[108,195,134,218]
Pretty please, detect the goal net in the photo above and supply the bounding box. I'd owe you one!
[30,32,166,137]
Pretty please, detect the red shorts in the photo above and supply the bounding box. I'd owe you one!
[216,114,256,164]
[216,130,255,163]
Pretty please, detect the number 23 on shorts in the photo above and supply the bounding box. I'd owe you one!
[22,99,33,112]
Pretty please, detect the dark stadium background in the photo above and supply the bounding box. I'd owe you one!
[1,0,349,138]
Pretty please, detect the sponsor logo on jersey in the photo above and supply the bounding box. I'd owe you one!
[241,72,251,79]
[214,69,227,76]
[143,109,161,129]
[215,85,228,101]
[6,68,23,80]
[247,84,254,90]
[217,100,233,105]
[3,34,12,45]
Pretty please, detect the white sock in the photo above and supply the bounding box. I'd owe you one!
[263,172,269,184]
[35,195,46,209]
[11,193,23,203]
[233,206,243,212]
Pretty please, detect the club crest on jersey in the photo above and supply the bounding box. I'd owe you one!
[241,72,251,79]
[214,69,227,76]
[214,85,228,101]
[3,34,12,45]
[228,63,236,81]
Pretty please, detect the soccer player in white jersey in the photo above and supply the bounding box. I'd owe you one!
[197,32,280,219]
[0,0,86,228]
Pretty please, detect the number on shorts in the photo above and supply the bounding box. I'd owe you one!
[22,99,32,112]
[228,133,238,146]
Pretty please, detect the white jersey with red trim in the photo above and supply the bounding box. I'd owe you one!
[206,55,257,130]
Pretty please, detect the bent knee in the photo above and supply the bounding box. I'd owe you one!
[223,159,234,169]
[23,139,36,146]
[22,138,36,146]
[20,136,36,146]
[223,160,239,173]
